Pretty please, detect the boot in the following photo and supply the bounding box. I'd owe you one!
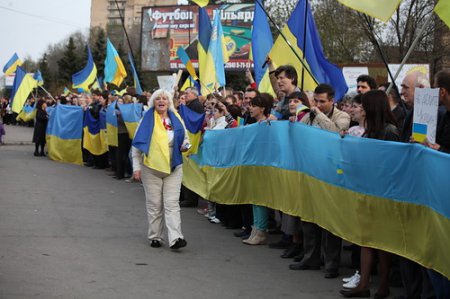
[243,229,267,245]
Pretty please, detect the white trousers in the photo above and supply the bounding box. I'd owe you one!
[141,165,184,246]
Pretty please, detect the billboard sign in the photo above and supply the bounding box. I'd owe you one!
[141,3,255,71]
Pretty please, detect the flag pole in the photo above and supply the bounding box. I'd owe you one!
[38,86,56,102]
[254,0,319,85]
[386,12,434,94]
[300,0,309,90]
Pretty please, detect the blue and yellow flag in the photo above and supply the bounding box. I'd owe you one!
[83,109,108,156]
[337,0,402,22]
[179,104,205,155]
[10,66,36,113]
[183,121,450,279]
[16,101,37,122]
[118,102,143,139]
[177,47,198,80]
[105,39,127,87]
[106,101,118,147]
[72,46,97,91]
[252,0,273,87]
[3,53,23,76]
[259,0,348,100]
[128,53,143,95]
[192,0,209,7]
[197,8,212,95]
[46,105,84,165]
[63,87,70,96]
[33,70,44,87]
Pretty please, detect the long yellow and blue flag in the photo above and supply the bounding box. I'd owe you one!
[46,105,84,165]
[33,70,44,87]
[203,10,229,93]
[197,7,212,95]
[337,0,402,22]
[127,53,143,95]
[183,121,450,279]
[83,110,108,156]
[177,47,198,80]
[105,39,127,87]
[179,104,205,155]
[10,66,36,113]
[72,46,97,91]
[118,102,143,139]
[3,53,23,76]
[106,101,119,147]
[259,0,348,100]
[252,0,273,87]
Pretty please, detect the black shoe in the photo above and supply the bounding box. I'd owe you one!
[234,230,251,238]
[179,200,197,208]
[34,152,39,156]
[150,240,161,248]
[39,152,45,156]
[324,269,339,279]
[339,288,370,298]
[170,238,187,249]
[280,243,302,259]
[289,262,320,270]
[293,254,305,262]
[84,162,94,167]
[269,239,292,249]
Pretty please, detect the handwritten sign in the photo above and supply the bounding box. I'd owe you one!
[342,67,369,91]
[412,88,439,143]
[157,74,177,93]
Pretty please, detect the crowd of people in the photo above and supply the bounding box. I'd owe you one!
[1,65,449,298]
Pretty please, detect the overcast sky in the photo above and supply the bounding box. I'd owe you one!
[0,0,91,74]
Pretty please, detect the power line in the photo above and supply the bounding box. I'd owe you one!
[0,5,86,29]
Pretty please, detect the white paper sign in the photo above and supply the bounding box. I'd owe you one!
[157,75,177,92]
[388,64,429,89]
[343,67,369,91]
[412,88,439,143]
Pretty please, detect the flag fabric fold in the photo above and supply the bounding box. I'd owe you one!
[10,66,36,113]
[106,101,119,147]
[435,0,450,28]
[179,104,205,154]
[337,0,402,22]
[177,47,198,80]
[16,101,37,122]
[197,8,213,95]
[128,53,143,95]
[72,46,97,91]
[33,70,44,87]
[252,0,273,87]
[83,110,108,156]
[2,53,23,76]
[183,121,450,279]
[259,0,348,100]
[105,39,127,87]
[46,105,84,165]
[118,102,143,139]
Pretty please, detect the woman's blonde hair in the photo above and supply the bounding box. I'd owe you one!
[148,89,176,113]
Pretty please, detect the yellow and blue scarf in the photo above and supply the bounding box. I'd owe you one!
[133,108,185,174]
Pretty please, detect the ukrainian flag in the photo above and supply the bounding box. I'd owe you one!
[83,110,108,155]
[10,66,36,113]
[128,53,143,95]
[259,0,348,100]
[252,0,273,87]
[104,39,127,87]
[46,105,84,165]
[337,0,402,22]
[33,70,44,87]
[72,46,97,91]
[16,102,37,122]
[197,8,212,95]
[106,101,118,147]
[118,103,143,139]
[177,46,198,80]
[2,53,23,76]
[179,104,205,155]
[183,121,450,279]
[203,10,229,94]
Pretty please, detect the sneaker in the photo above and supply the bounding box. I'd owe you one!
[342,271,360,289]
[209,216,221,224]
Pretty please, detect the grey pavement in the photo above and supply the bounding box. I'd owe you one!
[0,125,402,299]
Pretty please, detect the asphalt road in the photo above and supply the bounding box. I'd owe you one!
[0,125,400,299]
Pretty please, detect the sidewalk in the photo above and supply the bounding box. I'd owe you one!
[1,124,34,145]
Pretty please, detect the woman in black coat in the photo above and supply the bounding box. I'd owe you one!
[32,99,48,156]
